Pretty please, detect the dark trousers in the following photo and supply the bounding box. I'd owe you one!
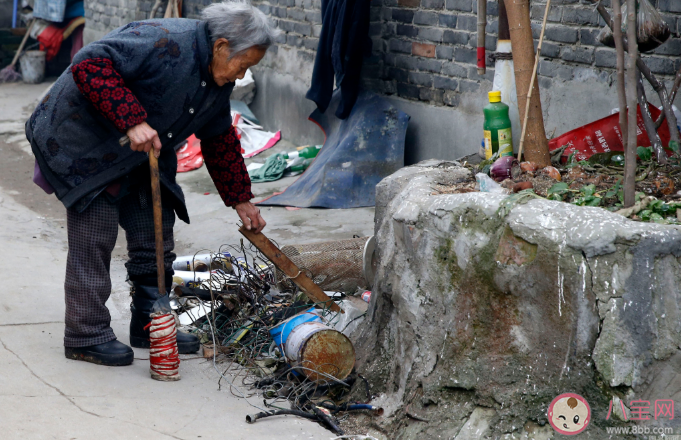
[64,186,176,347]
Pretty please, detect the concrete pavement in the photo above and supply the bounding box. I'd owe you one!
[0,81,375,440]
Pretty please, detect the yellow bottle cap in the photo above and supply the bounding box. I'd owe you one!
[488,91,502,102]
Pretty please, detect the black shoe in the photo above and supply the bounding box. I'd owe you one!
[65,340,134,366]
[129,282,200,354]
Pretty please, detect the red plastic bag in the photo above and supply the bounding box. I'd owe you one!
[548,103,671,163]
[176,134,204,173]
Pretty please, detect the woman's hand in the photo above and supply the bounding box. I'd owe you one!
[126,122,162,158]
[234,201,266,233]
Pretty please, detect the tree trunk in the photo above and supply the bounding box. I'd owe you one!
[505,0,551,167]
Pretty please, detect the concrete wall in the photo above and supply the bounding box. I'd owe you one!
[358,160,681,437]
[84,0,681,162]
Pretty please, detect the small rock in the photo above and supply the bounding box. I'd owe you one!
[513,181,534,193]
[655,176,675,195]
[500,179,515,190]
[542,166,562,181]
[567,165,587,180]
[520,162,539,173]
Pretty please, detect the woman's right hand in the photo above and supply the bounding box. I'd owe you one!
[126,122,162,158]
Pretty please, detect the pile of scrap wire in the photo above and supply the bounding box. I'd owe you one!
[168,242,378,435]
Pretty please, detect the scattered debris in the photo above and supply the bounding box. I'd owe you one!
[441,145,681,224]
[170,239,376,436]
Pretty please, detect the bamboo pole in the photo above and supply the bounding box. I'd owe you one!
[624,0,638,208]
[516,0,551,163]
[477,0,487,75]
[506,0,551,166]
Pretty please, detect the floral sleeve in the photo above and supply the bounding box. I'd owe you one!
[71,57,147,132]
[200,125,254,207]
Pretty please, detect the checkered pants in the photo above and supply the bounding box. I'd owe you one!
[64,186,176,347]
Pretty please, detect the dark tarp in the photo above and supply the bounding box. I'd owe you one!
[257,91,409,209]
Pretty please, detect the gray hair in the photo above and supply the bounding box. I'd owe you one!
[202,0,280,57]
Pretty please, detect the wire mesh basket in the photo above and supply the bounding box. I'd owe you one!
[276,236,375,293]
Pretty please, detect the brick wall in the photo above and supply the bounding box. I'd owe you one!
[84,0,681,159]
[84,0,166,42]
[187,0,681,108]
[87,0,681,103]
[366,0,681,108]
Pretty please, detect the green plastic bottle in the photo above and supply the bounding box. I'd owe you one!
[287,157,313,172]
[483,91,513,159]
[284,145,321,160]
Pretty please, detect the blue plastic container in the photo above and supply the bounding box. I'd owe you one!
[269,308,321,346]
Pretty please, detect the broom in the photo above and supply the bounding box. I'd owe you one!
[0,19,35,83]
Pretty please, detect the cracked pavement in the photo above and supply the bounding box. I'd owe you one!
[0,81,375,439]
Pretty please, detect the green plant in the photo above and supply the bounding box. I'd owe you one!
[547,182,570,201]
[637,146,652,162]
[605,178,623,199]
[571,184,602,207]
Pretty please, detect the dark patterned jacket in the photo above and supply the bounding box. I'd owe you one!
[25,18,253,223]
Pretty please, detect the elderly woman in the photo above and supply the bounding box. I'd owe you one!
[25,1,278,366]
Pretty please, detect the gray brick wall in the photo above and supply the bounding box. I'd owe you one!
[365,0,681,107]
[84,0,144,41]
[86,0,681,108]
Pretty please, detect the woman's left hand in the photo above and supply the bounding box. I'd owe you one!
[234,201,266,233]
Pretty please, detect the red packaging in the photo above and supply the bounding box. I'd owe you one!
[548,104,672,163]
[361,291,371,303]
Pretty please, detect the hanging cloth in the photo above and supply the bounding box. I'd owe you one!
[305,0,372,120]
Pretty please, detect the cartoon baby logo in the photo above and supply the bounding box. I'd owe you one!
[548,393,591,435]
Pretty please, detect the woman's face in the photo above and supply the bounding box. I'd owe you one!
[210,39,266,87]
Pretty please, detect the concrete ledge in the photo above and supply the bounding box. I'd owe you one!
[353,161,681,438]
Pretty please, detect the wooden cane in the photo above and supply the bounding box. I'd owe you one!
[119,135,165,296]
[148,152,166,297]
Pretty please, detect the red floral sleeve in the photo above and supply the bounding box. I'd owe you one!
[71,58,147,132]
[201,125,254,207]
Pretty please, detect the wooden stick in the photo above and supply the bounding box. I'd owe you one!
[637,70,666,164]
[9,19,35,68]
[149,0,162,18]
[593,2,680,148]
[238,227,343,314]
[118,134,165,293]
[476,0,486,75]
[149,152,166,296]
[624,0,638,208]
[516,0,551,162]
[164,0,174,18]
[612,0,627,149]
[655,64,681,129]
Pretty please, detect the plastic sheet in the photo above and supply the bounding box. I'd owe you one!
[258,91,409,208]
[548,103,672,163]
[598,0,670,52]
